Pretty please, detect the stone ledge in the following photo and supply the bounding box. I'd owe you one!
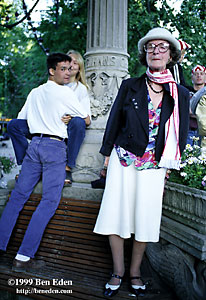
[7,179,104,202]
[160,216,206,260]
[162,207,206,234]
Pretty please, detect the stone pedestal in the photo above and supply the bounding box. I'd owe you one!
[73,0,129,183]
[72,127,105,183]
[146,241,206,300]
[85,0,129,119]
[146,182,206,300]
[161,182,206,260]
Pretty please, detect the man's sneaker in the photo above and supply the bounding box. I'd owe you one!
[12,258,45,273]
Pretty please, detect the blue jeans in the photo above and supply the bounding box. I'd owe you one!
[67,117,85,168]
[0,136,66,258]
[187,129,201,146]
[7,117,86,168]
[7,119,31,165]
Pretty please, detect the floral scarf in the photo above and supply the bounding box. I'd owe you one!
[146,68,181,170]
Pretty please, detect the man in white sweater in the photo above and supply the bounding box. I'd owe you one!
[0,53,89,272]
[7,53,91,186]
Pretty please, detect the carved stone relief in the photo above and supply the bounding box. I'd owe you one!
[86,70,128,119]
[146,241,206,300]
[85,54,128,70]
[85,53,129,119]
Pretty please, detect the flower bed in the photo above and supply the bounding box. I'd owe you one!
[168,138,206,189]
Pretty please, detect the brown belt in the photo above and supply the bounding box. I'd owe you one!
[32,134,66,142]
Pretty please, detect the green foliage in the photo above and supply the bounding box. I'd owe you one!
[128,0,206,84]
[168,139,206,190]
[0,0,205,118]
[0,0,13,20]
[0,156,15,173]
[128,0,177,77]
[167,0,206,86]
[0,0,88,118]
[0,37,47,117]
[0,1,46,117]
[39,0,87,55]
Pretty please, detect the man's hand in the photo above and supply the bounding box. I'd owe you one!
[61,114,91,126]
[61,114,72,125]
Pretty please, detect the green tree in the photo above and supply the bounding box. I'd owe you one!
[39,0,87,55]
[0,0,88,118]
[0,0,46,117]
[128,0,175,77]
[0,0,205,118]
[170,0,206,84]
[128,0,206,85]
[0,27,47,117]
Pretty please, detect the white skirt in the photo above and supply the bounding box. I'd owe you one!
[93,149,167,242]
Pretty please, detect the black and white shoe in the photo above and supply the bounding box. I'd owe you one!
[103,273,123,298]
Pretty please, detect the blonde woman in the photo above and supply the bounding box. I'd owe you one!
[62,50,91,184]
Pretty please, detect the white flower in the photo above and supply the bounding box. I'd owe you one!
[180,162,187,168]
[180,172,187,177]
[185,144,193,151]
[203,175,206,181]
[187,157,195,164]
[193,157,199,163]
[199,155,206,164]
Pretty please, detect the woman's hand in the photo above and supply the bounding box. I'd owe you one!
[100,156,110,178]
[61,114,72,125]
[84,115,91,126]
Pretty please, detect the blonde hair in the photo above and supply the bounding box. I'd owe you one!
[67,50,88,88]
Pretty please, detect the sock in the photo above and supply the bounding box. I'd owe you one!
[15,254,30,262]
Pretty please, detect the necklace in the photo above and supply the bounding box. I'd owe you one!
[147,79,163,94]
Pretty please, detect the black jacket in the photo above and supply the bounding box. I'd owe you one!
[169,63,186,87]
[100,74,190,162]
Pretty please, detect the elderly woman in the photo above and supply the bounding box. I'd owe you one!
[93,27,189,297]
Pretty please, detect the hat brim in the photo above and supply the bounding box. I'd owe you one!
[138,33,180,53]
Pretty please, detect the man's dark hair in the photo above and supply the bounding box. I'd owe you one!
[47,52,71,74]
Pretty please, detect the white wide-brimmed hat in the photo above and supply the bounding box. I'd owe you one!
[138,27,180,53]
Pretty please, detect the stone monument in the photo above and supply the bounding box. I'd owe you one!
[146,182,206,300]
[73,0,129,183]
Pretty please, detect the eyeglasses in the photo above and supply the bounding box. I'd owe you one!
[144,42,170,53]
